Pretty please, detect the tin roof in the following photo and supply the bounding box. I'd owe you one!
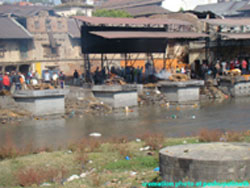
[67,18,81,38]
[195,1,248,17]
[221,33,250,40]
[89,31,208,39]
[74,16,191,26]
[123,5,170,17]
[203,18,250,26]
[99,0,162,10]
[0,17,32,39]
[0,5,54,17]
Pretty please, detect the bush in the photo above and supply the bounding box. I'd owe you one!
[138,132,165,150]
[198,129,223,142]
[16,166,67,186]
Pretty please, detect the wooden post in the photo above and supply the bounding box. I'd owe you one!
[163,53,166,70]
[101,54,104,69]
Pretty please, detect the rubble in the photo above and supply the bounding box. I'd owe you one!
[104,76,126,85]
[138,89,168,105]
[200,80,227,100]
[65,96,112,116]
[169,73,189,82]
[27,83,56,90]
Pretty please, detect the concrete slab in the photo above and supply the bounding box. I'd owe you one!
[158,80,204,103]
[92,85,138,108]
[13,89,67,116]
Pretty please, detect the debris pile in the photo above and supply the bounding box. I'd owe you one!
[200,80,227,100]
[86,102,112,114]
[138,89,168,105]
[27,83,56,90]
[65,97,112,116]
[0,108,31,124]
[104,76,126,85]
[0,90,11,96]
[169,73,189,82]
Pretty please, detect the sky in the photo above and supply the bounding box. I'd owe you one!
[162,0,218,12]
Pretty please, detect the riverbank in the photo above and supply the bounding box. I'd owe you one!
[0,130,250,188]
[0,81,228,124]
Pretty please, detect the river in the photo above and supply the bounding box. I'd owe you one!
[0,98,249,149]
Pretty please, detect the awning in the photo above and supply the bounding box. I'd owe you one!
[221,33,250,40]
[89,31,208,39]
[202,18,250,26]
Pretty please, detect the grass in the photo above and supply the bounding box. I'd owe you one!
[0,132,250,187]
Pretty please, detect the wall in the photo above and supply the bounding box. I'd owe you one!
[26,16,83,75]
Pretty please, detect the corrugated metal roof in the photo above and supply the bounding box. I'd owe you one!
[221,33,250,40]
[203,18,250,26]
[123,5,170,17]
[67,18,81,38]
[99,0,162,10]
[0,5,54,17]
[74,16,191,26]
[195,1,248,17]
[0,17,32,39]
[238,1,250,11]
[89,31,208,39]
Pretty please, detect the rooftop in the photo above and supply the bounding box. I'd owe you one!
[195,0,249,17]
[74,16,191,26]
[0,17,32,39]
[99,0,162,10]
[123,5,170,17]
[90,31,208,39]
[0,5,55,17]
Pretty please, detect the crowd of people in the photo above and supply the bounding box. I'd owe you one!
[1,59,248,91]
[192,58,250,80]
[92,63,189,85]
[0,70,66,92]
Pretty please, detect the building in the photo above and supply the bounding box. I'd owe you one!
[0,5,83,76]
[54,3,94,17]
[0,17,33,73]
[74,16,207,77]
[194,0,250,17]
[96,0,170,18]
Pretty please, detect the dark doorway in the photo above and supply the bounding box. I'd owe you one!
[5,65,17,73]
[19,64,30,75]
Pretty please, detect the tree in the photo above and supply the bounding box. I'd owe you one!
[93,9,132,18]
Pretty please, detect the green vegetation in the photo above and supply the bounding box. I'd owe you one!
[93,9,132,18]
[0,130,250,187]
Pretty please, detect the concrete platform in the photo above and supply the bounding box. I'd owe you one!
[220,76,250,97]
[159,142,250,188]
[13,89,68,116]
[92,85,138,108]
[158,80,204,103]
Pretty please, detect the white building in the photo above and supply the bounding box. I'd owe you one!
[162,0,217,11]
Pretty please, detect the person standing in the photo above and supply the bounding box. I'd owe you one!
[52,72,58,87]
[241,59,247,75]
[44,70,51,84]
[59,71,65,89]
[3,72,10,91]
[73,70,79,85]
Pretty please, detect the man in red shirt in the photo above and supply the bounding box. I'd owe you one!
[241,59,248,75]
[3,72,10,90]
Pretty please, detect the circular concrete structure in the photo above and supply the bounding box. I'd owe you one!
[160,142,250,185]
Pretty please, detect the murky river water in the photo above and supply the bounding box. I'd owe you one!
[0,98,250,149]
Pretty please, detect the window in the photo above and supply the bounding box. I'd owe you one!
[0,45,5,58]
[57,21,63,30]
[43,44,59,57]
[20,41,28,58]
[34,21,40,30]
[45,19,51,31]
